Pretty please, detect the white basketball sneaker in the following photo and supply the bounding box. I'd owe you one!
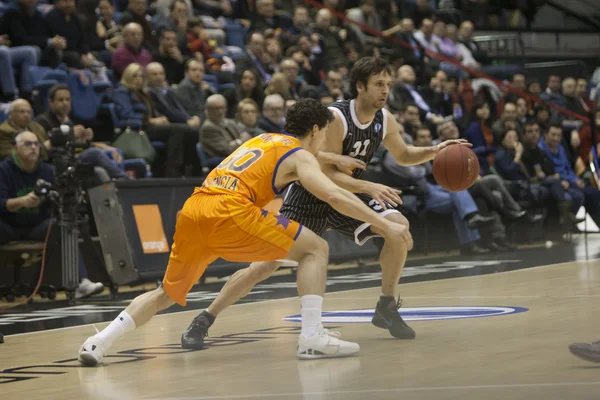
[297,325,360,360]
[78,336,106,366]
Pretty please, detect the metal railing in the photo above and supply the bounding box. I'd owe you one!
[472,33,525,65]
[524,60,589,81]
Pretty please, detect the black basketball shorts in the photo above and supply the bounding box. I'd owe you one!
[278,193,400,245]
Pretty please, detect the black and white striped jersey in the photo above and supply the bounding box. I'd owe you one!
[282,99,390,210]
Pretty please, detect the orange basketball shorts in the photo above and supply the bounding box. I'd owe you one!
[162,194,302,306]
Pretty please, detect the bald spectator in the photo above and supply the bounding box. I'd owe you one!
[170,59,215,122]
[146,62,199,127]
[258,94,285,133]
[118,0,157,51]
[200,94,251,158]
[112,23,153,79]
[0,99,48,160]
[388,65,444,124]
[235,32,273,83]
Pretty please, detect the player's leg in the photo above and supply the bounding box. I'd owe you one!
[329,195,415,339]
[182,206,330,348]
[368,212,416,339]
[182,227,328,349]
[78,197,214,366]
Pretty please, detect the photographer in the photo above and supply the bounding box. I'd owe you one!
[0,130,104,299]
[35,84,127,182]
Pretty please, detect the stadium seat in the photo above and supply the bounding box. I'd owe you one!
[224,25,247,49]
[28,66,68,86]
[196,143,224,174]
[68,71,102,120]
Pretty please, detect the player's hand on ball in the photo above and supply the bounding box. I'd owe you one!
[365,182,403,209]
[335,155,367,175]
[384,221,413,250]
[434,139,472,152]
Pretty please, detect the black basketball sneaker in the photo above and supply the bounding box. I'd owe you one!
[569,341,600,363]
[372,298,416,339]
[181,313,212,350]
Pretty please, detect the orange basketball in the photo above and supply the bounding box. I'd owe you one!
[432,145,480,192]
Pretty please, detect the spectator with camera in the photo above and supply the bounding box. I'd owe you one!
[0,130,104,299]
[35,84,128,181]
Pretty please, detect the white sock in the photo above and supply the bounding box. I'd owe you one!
[94,311,136,349]
[300,295,323,338]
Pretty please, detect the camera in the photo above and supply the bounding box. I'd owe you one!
[34,125,98,301]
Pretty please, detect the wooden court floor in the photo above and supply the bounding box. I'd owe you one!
[2,259,600,400]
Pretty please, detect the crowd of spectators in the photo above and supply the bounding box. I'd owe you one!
[0,0,597,262]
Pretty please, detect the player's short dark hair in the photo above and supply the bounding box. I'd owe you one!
[284,98,334,138]
[349,57,393,98]
[48,83,70,101]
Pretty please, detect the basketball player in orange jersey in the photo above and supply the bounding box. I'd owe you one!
[181,57,469,349]
[77,99,413,365]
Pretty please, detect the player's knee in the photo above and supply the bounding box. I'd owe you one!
[248,262,280,282]
[312,236,329,260]
[387,213,410,229]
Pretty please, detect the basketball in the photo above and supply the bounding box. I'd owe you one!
[432,145,480,192]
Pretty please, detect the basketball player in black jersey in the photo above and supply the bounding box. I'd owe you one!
[181,57,469,349]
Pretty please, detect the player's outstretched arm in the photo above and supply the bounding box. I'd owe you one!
[384,115,471,166]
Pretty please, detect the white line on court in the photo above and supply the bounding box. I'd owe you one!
[5,257,600,338]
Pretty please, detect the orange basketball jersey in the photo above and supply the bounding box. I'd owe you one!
[195,133,302,207]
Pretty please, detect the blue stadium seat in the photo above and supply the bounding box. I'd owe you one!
[196,143,224,174]
[224,25,247,49]
[28,66,68,86]
[67,71,101,120]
